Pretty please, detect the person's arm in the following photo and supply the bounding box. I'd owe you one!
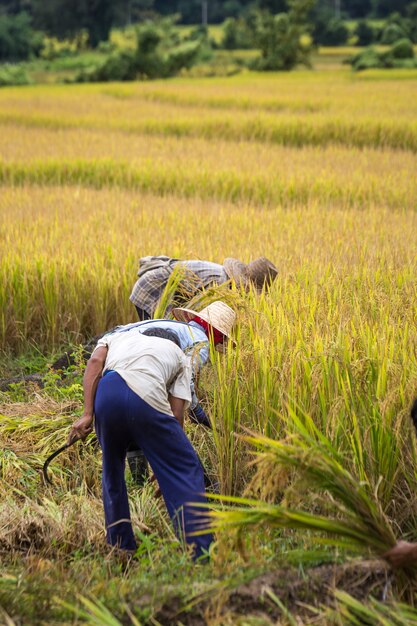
[67,346,108,444]
[169,394,186,429]
[189,403,211,428]
[168,352,191,429]
[187,349,211,427]
[186,344,206,409]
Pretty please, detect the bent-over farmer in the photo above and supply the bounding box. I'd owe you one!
[115,300,237,483]
[118,300,237,423]
[68,328,213,560]
[130,255,278,320]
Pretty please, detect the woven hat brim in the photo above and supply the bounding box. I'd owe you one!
[223,258,249,286]
[172,306,236,346]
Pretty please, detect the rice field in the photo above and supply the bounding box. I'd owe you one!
[1,69,417,625]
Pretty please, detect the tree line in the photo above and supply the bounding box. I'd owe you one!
[1,0,417,46]
[0,0,417,71]
[152,0,416,22]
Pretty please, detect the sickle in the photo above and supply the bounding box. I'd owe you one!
[42,440,78,485]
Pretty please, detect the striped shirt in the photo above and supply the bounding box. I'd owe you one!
[129,258,229,317]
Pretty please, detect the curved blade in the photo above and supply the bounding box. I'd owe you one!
[42,442,74,485]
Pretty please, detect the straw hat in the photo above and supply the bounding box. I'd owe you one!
[172,301,236,341]
[223,257,278,290]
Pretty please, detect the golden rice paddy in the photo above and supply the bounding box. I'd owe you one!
[1,67,417,624]
[0,70,416,351]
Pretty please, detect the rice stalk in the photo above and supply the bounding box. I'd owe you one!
[326,590,417,625]
[0,158,415,211]
[152,263,189,320]
[1,110,416,152]
[201,406,399,555]
[58,595,141,626]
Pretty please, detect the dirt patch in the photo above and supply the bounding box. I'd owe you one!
[1,521,47,554]
[0,373,44,392]
[155,560,390,625]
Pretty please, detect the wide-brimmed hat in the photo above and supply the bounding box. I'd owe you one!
[223,257,278,290]
[172,301,236,341]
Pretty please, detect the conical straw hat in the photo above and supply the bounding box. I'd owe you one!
[172,301,236,340]
[223,256,278,290]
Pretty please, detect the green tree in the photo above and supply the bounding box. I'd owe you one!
[123,0,156,25]
[313,15,349,45]
[355,20,376,45]
[83,0,115,47]
[406,1,417,41]
[223,0,243,18]
[376,0,409,17]
[32,0,123,47]
[0,0,32,15]
[222,16,253,48]
[76,17,203,81]
[0,11,42,60]
[380,12,410,43]
[153,0,253,24]
[343,0,372,18]
[349,37,416,70]
[258,0,288,11]
[249,0,315,71]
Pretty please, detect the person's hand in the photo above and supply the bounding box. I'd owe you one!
[384,541,417,569]
[68,414,93,445]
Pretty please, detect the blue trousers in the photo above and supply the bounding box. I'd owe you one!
[94,371,213,559]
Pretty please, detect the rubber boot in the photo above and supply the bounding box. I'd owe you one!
[127,449,148,486]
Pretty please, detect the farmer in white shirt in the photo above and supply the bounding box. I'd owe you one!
[68,328,213,560]
[112,301,237,483]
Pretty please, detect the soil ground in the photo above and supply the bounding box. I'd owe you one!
[155,560,390,625]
